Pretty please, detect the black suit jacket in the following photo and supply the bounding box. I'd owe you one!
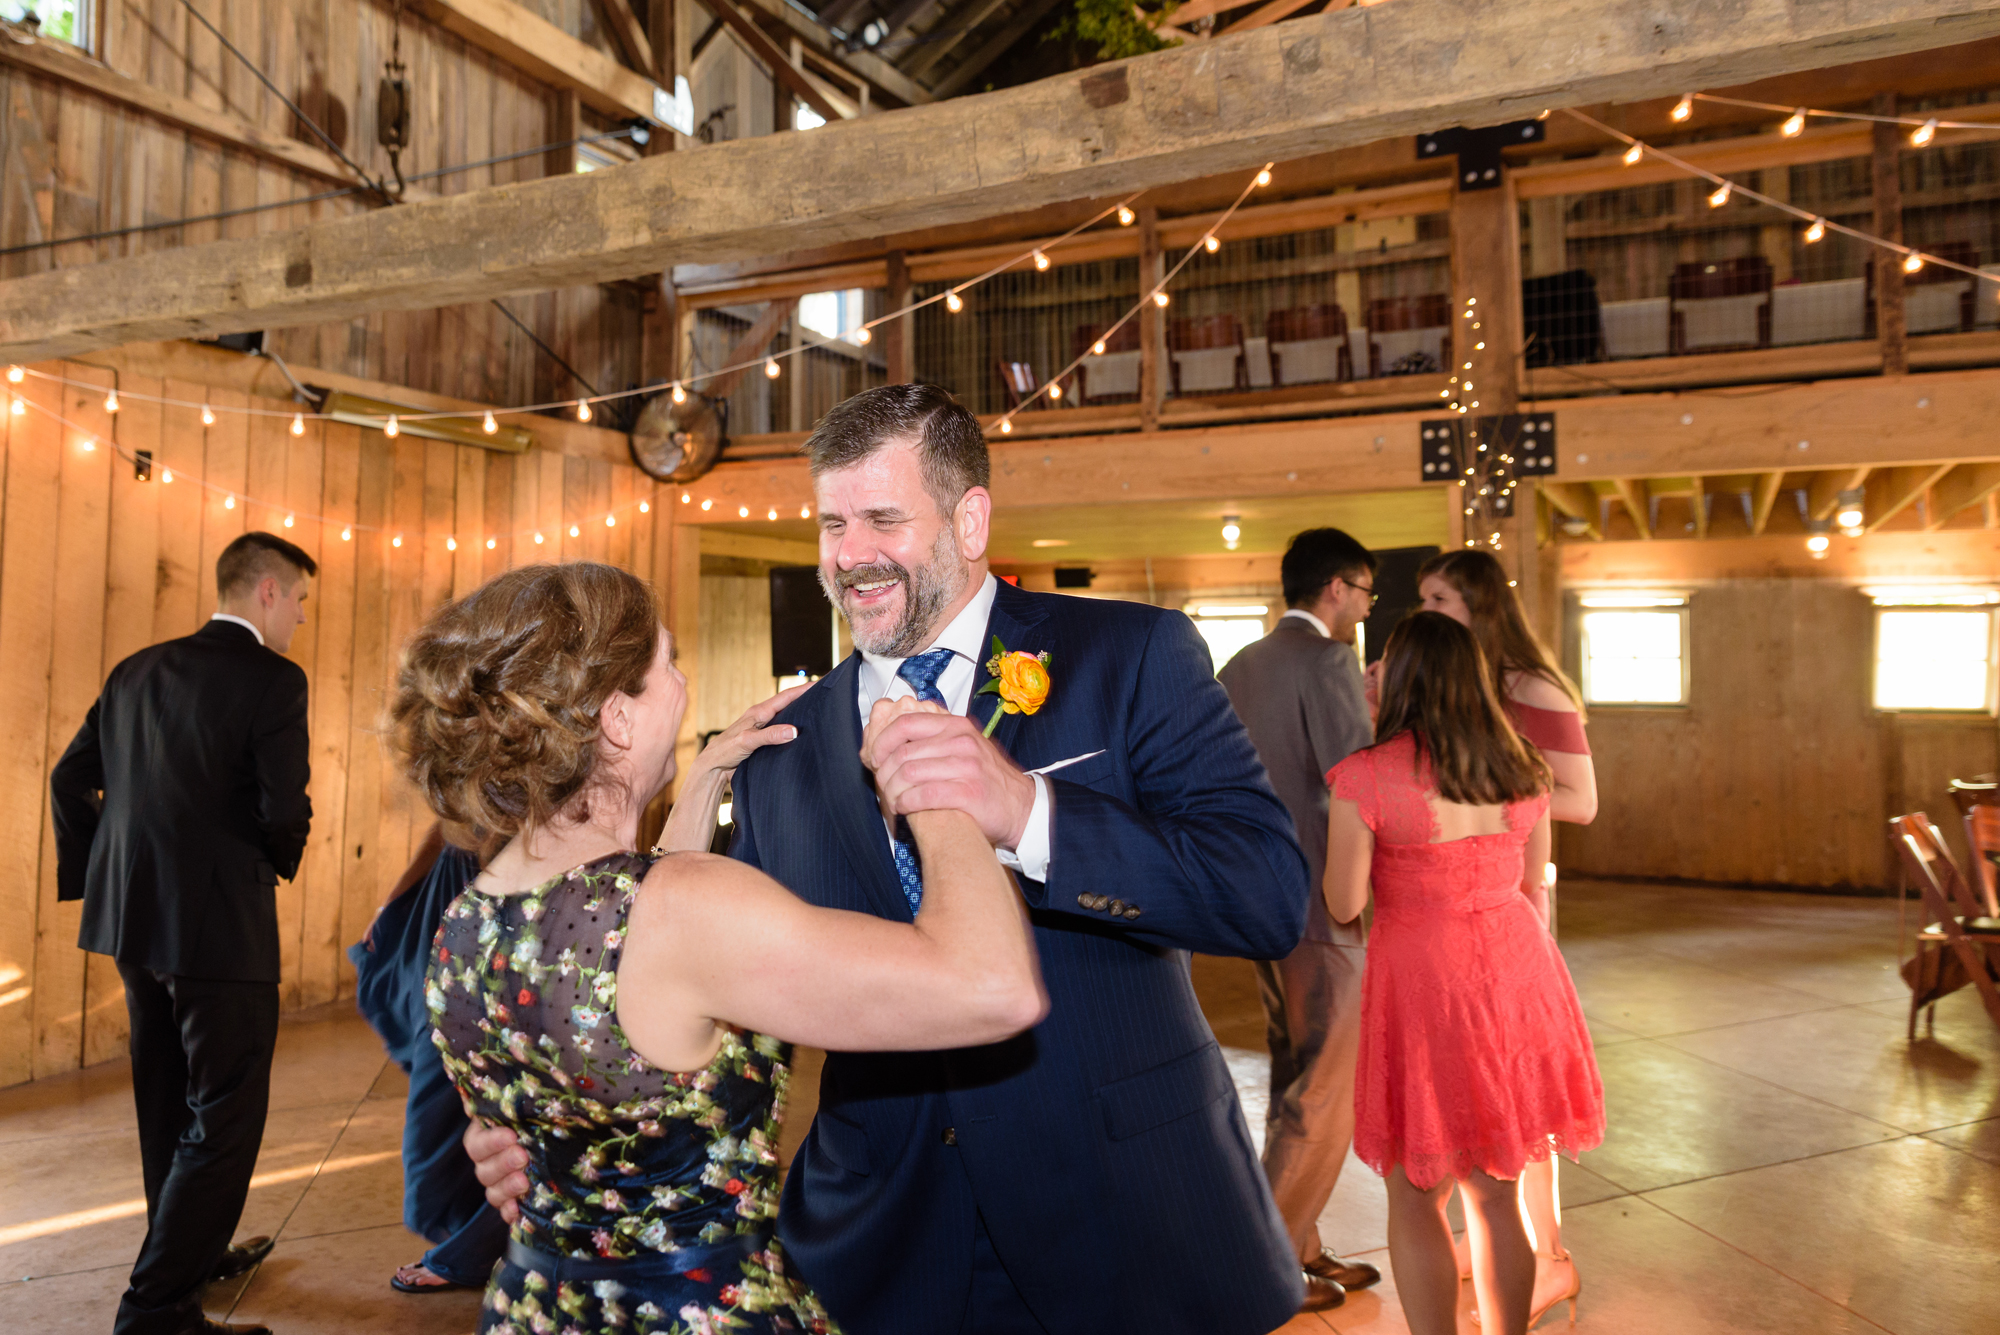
[51,619,312,984]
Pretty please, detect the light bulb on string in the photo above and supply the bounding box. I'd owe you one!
[340,526,351,541]
[569,524,581,537]
[576,399,592,422]
[767,508,778,521]
[4,365,19,384]
[445,536,457,551]
[1912,118,1938,148]
[1203,235,1220,253]
[1153,291,1170,308]
[486,537,496,550]
[764,359,780,380]
[1671,93,1693,121]
[1708,181,1732,208]
[1904,252,1925,274]
[1781,108,1806,137]
[534,531,545,544]
[737,506,750,519]
[999,418,1013,434]
[945,290,963,313]
[1092,340,1107,355]
[680,492,691,504]
[291,412,305,436]
[1117,205,1135,226]
[8,397,21,416]
[800,506,812,518]
[671,382,687,404]
[1622,143,1643,166]
[483,411,497,434]
[1032,250,1050,271]
[161,468,173,483]
[852,327,871,345]
[1805,217,1826,243]
[605,514,616,528]
[282,512,294,527]
[224,493,236,510]
[201,403,216,426]
[700,499,713,511]
[1255,166,1272,186]
[384,414,399,438]
[639,500,649,514]
[392,534,403,548]
[80,436,95,452]
[102,388,120,413]
[1048,381,1063,401]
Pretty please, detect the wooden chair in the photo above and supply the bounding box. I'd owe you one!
[1949,774,2000,917]
[1668,256,1772,354]
[995,360,1069,411]
[1166,314,1247,395]
[1073,321,1141,402]
[1366,294,1451,376]
[1891,812,2000,1038]
[1265,304,1354,386]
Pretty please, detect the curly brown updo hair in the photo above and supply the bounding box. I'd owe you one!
[391,562,663,850]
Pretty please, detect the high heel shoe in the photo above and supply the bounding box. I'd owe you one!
[1469,1251,1581,1330]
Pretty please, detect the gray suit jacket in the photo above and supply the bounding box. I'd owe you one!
[1218,614,1372,946]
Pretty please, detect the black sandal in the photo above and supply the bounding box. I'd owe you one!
[390,1262,471,1294]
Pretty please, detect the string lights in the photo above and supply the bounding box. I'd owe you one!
[1686,91,1995,148]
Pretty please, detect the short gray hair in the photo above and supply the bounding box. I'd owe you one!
[803,384,990,512]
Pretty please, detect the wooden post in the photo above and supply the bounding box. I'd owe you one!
[1139,205,1163,431]
[884,250,914,384]
[647,0,678,155]
[642,276,680,386]
[546,89,580,178]
[1450,174,1538,586]
[1527,196,1566,278]
[1873,92,1908,376]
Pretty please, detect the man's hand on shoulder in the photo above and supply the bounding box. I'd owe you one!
[464,1119,530,1223]
[864,708,1036,851]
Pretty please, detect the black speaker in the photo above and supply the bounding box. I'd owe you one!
[1362,545,1442,664]
[769,566,833,677]
[1521,270,1603,367]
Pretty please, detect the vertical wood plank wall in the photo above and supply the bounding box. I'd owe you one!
[0,0,639,403]
[1557,579,2000,890]
[0,359,672,1089]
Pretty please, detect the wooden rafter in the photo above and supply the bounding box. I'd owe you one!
[413,0,661,120]
[594,0,656,74]
[1864,463,1956,532]
[705,298,803,401]
[930,0,1068,98]
[1925,461,2000,530]
[702,0,850,123]
[905,0,1015,79]
[738,0,932,106]
[1806,466,1872,521]
[1612,479,1652,540]
[6,0,1999,359]
[1750,471,1786,536]
[1689,475,1709,540]
[1541,482,1603,540]
[1219,0,1341,39]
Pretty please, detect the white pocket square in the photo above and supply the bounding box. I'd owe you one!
[1031,750,1106,776]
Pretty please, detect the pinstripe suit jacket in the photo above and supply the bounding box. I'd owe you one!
[730,578,1308,1335]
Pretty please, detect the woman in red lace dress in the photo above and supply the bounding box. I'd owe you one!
[1326,613,1603,1335]
[1417,550,1595,1322]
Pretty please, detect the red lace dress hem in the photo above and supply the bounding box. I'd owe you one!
[1331,734,1605,1190]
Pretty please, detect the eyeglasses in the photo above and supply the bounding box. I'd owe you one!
[1337,576,1380,608]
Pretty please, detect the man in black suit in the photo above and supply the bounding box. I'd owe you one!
[52,531,317,1335]
[1216,528,1381,1307]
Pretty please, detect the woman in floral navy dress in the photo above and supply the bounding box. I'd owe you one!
[393,562,1047,1335]
[1325,613,1603,1335]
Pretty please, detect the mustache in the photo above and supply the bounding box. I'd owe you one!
[830,559,911,593]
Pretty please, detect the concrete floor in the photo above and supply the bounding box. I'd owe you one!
[3,878,1995,1334]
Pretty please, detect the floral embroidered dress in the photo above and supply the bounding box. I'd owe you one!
[428,850,835,1335]
[1329,734,1605,1189]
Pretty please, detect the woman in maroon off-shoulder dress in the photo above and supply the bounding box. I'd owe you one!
[1327,613,1604,1335]
[1417,549,1596,1327]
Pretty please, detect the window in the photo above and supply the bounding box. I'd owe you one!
[798,288,864,342]
[1577,593,1688,705]
[1869,588,1998,712]
[1186,602,1272,674]
[795,102,826,131]
[4,0,88,46]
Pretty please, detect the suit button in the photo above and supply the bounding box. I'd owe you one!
[1124,905,1141,919]
[942,1127,957,1146]
[1076,893,1094,909]
[1109,899,1125,915]
[1091,894,1111,911]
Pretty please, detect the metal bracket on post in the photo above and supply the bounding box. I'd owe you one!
[1418,119,1545,190]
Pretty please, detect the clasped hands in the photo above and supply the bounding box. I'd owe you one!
[861,695,1036,853]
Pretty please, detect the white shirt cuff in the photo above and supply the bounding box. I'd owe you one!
[996,772,1051,883]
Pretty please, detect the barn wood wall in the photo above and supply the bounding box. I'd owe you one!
[0,357,678,1090]
[1555,577,2000,891]
[0,0,640,403]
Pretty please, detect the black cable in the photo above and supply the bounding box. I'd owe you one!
[490,299,599,398]
[175,0,388,197]
[0,130,641,259]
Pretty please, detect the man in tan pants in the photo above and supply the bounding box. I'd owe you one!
[1218,527,1382,1314]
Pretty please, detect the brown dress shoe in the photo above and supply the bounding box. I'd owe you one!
[209,1235,275,1281]
[175,1319,273,1335]
[1299,1271,1347,1311]
[1307,1249,1382,1291]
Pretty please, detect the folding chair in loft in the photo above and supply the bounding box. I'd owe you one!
[1891,812,2000,1039]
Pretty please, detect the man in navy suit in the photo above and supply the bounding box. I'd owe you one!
[474,385,1322,1330]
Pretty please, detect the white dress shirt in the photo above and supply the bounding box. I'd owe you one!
[855,573,1053,883]
[1280,607,1329,638]
[210,612,265,646]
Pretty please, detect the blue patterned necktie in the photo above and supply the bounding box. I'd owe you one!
[888,648,956,914]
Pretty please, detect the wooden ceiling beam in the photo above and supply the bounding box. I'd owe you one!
[1750,471,1786,535]
[1864,463,1956,531]
[1611,479,1654,540]
[413,0,662,120]
[929,0,1068,98]
[904,0,1014,80]
[1541,481,1603,540]
[703,0,850,123]
[1690,475,1709,540]
[1806,466,1872,520]
[593,0,656,74]
[736,0,933,106]
[1925,461,2000,529]
[6,0,1998,360]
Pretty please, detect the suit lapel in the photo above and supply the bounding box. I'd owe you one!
[804,653,912,923]
[977,580,1054,766]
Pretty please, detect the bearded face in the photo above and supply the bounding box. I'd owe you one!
[820,520,967,657]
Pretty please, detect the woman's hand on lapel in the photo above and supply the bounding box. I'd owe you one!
[863,703,1036,852]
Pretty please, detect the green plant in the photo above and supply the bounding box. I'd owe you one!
[1047,0,1182,60]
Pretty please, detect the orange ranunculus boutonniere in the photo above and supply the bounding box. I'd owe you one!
[978,635,1052,738]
